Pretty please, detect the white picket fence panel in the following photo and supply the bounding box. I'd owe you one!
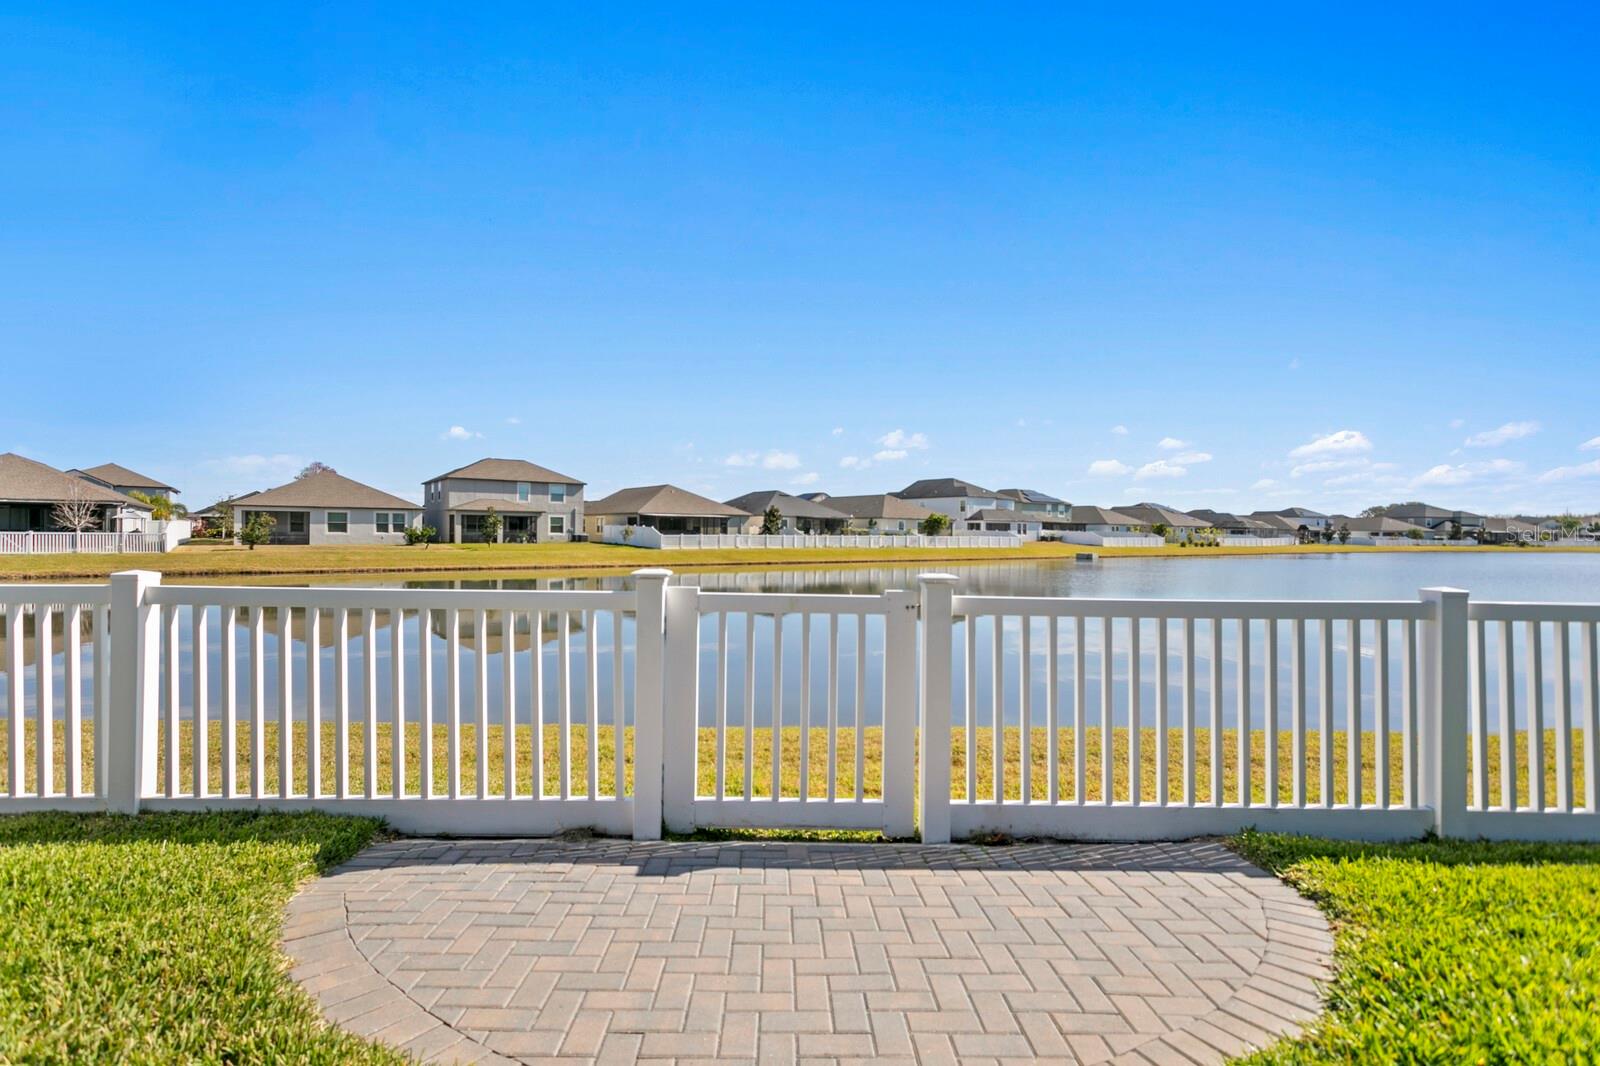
[1,571,1596,841]
[0,530,169,554]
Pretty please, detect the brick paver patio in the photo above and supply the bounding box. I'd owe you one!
[283,839,1331,1065]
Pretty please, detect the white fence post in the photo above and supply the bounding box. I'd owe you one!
[631,569,671,840]
[106,570,160,813]
[1420,586,1470,837]
[661,584,700,834]
[918,574,958,843]
[882,588,919,839]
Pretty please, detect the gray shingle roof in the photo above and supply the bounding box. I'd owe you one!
[1068,505,1142,526]
[896,478,997,500]
[1113,504,1207,528]
[427,457,584,486]
[1343,516,1429,534]
[965,508,1034,523]
[587,484,751,518]
[71,462,178,493]
[723,491,849,521]
[995,488,1068,505]
[820,494,938,522]
[0,453,152,508]
[239,470,419,510]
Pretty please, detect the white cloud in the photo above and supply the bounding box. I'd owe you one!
[1251,478,1279,491]
[831,427,844,436]
[1537,459,1600,483]
[1111,425,1129,436]
[1463,420,1539,448]
[839,456,869,470]
[792,471,820,486]
[1412,458,1524,488]
[763,451,801,470]
[1172,451,1212,465]
[1087,459,1131,477]
[873,449,909,462]
[726,450,801,470]
[1449,418,1466,429]
[505,416,522,425]
[199,453,304,480]
[877,429,930,451]
[1288,429,1372,460]
[1157,437,1189,450]
[1135,460,1188,480]
[1580,436,1600,452]
[441,425,482,441]
[1290,457,1367,478]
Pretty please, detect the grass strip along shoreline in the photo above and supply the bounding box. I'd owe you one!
[1,538,1583,582]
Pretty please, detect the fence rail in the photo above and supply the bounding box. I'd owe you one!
[0,530,171,555]
[1,571,1596,842]
[602,526,1023,550]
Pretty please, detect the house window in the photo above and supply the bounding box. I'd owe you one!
[518,482,530,502]
[327,512,348,534]
[289,512,307,534]
[376,513,389,533]
[549,516,565,535]
[550,483,566,503]
[376,512,406,533]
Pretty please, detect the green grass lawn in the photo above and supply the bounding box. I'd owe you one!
[0,810,403,1065]
[0,537,1563,582]
[1232,832,1600,1064]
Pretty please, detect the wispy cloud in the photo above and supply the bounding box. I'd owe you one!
[1288,429,1372,460]
[1135,459,1187,480]
[839,456,869,470]
[792,471,820,487]
[1537,459,1600,483]
[1251,478,1280,491]
[1171,451,1212,465]
[1580,436,1600,452]
[1412,458,1523,488]
[1157,437,1189,450]
[873,449,908,462]
[877,429,929,451]
[725,449,801,470]
[1463,420,1539,447]
[831,427,844,436]
[1110,425,1129,436]
[199,453,304,480]
[1088,459,1131,477]
[441,425,483,441]
[504,416,522,425]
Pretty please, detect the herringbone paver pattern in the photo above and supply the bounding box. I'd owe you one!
[283,839,1331,1065]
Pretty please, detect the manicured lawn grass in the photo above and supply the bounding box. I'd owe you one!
[0,810,402,1064]
[9,721,1586,809]
[0,538,1558,582]
[1233,832,1600,1064]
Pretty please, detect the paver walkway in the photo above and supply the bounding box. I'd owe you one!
[284,839,1331,1065]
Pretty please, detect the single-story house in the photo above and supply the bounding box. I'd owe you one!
[1251,506,1333,533]
[724,491,850,534]
[235,470,421,545]
[963,507,1043,537]
[1065,506,1147,536]
[1114,503,1208,540]
[1186,509,1284,537]
[585,485,751,536]
[820,494,939,534]
[69,462,180,502]
[0,452,153,532]
[1478,517,1540,544]
[1341,516,1432,542]
[422,457,585,543]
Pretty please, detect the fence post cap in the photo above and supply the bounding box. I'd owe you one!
[1418,585,1469,597]
[917,572,959,585]
[109,568,162,583]
[632,567,672,579]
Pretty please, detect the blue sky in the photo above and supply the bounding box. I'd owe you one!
[3,4,1596,514]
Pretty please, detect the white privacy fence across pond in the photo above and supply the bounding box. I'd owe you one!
[1,569,1596,842]
[602,526,1023,550]
[0,530,174,554]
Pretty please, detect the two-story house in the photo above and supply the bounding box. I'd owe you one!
[422,458,585,543]
[894,478,1012,530]
[995,488,1072,536]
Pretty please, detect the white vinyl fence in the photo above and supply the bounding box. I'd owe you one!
[602,526,1022,550]
[0,528,178,554]
[2,570,1596,842]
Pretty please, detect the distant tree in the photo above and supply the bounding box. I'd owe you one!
[480,506,503,544]
[1296,524,1313,544]
[1448,519,1464,541]
[1359,505,1391,519]
[52,483,101,533]
[1337,523,1351,545]
[240,512,276,550]
[761,505,783,536]
[1558,513,1582,539]
[1405,527,1424,541]
[405,524,436,546]
[1318,527,1334,544]
[296,461,336,480]
[1151,522,1172,540]
[919,512,952,537]
[866,517,878,532]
